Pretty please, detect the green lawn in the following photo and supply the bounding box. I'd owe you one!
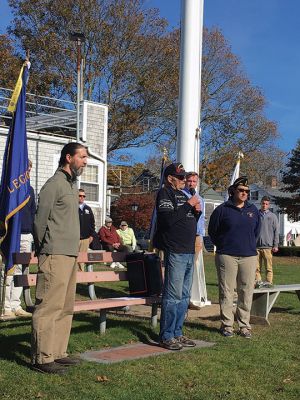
[0,254,299,400]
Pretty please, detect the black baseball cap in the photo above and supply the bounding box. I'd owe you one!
[164,162,186,178]
[232,176,248,187]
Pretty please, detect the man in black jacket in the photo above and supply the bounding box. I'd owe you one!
[78,188,95,270]
[154,163,201,350]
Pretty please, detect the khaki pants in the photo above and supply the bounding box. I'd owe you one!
[216,254,256,331]
[256,248,273,283]
[31,254,77,364]
[78,238,90,271]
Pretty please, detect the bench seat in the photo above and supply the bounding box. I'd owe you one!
[12,251,162,334]
[251,284,300,324]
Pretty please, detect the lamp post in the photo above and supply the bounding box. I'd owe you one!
[69,32,85,142]
[131,203,139,232]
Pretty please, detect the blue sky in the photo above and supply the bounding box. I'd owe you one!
[1,0,299,161]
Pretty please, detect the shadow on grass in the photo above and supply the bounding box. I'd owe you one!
[72,312,159,344]
[76,283,128,299]
[271,306,300,315]
[0,321,31,367]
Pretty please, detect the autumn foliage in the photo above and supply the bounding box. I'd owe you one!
[110,192,156,231]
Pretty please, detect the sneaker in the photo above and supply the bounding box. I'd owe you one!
[0,311,17,320]
[255,280,264,289]
[55,356,81,366]
[116,262,125,269]
[175,335,196,347]
[15,308,32,317]
[159,338,183,350]
[110,262,116,269]
[262,281,273,288]
[31,362,68,375]
[220,329,234,337]
[239,328,252,339]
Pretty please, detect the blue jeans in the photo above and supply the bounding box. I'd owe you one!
[159,251,194,341]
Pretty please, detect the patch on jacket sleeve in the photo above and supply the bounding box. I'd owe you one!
[158,199,174,210]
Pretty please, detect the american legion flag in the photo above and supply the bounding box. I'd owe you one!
[0,62,31,272]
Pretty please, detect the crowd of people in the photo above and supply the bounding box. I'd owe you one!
[0,144,280,374]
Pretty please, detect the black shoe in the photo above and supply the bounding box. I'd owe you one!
[159,338,183,350]
[55,356,81,366]
[31,362,68,375]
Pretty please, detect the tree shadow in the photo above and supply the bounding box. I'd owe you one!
[76,283,128,299]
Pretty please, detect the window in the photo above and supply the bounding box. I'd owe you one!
[250,191,258,201]
[80,165,99,201]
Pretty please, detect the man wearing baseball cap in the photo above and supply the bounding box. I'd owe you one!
[153,162,201,350]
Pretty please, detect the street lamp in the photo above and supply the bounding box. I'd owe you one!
[69,32,85,142]
[131,203,139,231]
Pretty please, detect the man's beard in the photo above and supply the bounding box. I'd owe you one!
[70,165,84,178]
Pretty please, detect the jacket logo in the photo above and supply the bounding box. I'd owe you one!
[247,212,254,218]
[158,199,174,210]
[85,209,90,214]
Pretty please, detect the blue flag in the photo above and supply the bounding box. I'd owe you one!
[0,63,30,272]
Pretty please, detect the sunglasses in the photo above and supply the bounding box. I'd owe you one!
[79,195,86,198]
[237,188,250,194]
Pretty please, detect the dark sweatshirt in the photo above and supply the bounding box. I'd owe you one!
[79,204,95,239]
[20,186,36,234]
[208,199,261,257]
[153,185,200,253]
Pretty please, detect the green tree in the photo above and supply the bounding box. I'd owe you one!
[275,140,300,221]
[5,0,282,187]
[8,0,178,153]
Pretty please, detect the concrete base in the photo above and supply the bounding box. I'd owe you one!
[81,340,215,364]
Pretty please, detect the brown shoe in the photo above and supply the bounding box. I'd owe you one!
[175,336,196,347]
[31,362,68,375]
[188,303,201,310]
[55,356,81,366]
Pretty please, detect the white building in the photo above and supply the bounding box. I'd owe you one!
[0,97,108,231]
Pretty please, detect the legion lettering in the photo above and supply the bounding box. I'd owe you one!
[7,169,30,193]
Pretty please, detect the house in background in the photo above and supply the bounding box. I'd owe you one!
[0,90,108,231]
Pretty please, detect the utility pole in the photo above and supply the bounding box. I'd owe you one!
[69,32,85,142]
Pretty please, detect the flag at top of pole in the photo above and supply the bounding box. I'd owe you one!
[224,151,244,201]
[0,61,31,272]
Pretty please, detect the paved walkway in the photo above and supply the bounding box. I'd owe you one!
[81,340,215,364]
[81,304,219,364]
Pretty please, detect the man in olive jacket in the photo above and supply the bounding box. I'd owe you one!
[32,143,87,375]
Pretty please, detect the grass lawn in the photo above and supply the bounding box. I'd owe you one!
[0,254,299,400]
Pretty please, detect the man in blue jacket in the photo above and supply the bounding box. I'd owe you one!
[208,177,260,339]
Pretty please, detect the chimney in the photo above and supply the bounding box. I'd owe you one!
[266,175,278,188]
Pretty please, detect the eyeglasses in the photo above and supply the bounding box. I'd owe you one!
[237,188,250,194]
[79,195,86,198]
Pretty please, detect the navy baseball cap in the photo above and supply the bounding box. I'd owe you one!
[164,163,186,178]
